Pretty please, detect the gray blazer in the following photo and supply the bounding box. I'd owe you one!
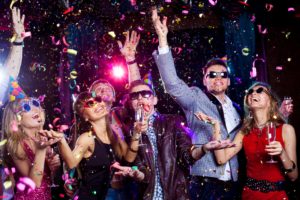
[153,50,241,181]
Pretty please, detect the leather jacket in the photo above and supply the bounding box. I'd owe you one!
[134,114,195,200]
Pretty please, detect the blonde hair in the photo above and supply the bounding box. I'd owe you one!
[1,98,45,161]
[241,82,285,134]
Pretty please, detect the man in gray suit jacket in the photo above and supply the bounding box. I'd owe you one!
[152,8,243,200]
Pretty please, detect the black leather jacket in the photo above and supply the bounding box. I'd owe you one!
[134,114,195,200]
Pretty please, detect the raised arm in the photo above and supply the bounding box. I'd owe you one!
[117,31,141,83]
[152,8,199,110]
[4,7,25,79]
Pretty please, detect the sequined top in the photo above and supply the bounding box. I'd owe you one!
[13,142,51,200]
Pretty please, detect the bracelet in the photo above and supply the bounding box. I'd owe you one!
[126,59,136,65]
[283,160,296,174]
[128,146,138,153]
[12,41,24,46]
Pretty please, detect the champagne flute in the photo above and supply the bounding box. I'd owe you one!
[266,122,278,163]
[135,105,147,147]
[47,147,60,187]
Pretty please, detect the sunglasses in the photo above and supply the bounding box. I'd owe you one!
[83,97,103,108]
[206,71,228,79]
[17,98,41,113]
[129,90,153,100]
[247,87,269,95]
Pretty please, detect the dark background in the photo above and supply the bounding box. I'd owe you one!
[1,0,299,199]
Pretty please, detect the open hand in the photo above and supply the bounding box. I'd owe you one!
[151,7,168,47]
[12,7,25,41]
[117,30,140,61]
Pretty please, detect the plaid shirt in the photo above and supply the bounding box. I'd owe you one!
[146,112,164,200]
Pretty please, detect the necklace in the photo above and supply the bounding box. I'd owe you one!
[255,120,269,130]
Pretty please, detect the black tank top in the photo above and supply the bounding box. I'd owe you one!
[78,136,114,199]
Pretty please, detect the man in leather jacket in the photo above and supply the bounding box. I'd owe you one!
[125,80,231,200]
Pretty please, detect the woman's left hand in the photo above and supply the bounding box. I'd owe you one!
[265,141,283,156]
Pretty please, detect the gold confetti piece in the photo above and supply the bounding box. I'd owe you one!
[0,139,7,146]
[108,31,116,38]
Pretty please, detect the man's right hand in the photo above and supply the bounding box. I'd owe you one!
[151,7,168,48]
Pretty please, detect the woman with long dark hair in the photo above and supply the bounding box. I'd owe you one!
[47,92,127,199]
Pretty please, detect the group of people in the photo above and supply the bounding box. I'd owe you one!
[0,7,298,200]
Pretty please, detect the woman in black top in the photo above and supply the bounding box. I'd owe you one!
[47,92,127,199]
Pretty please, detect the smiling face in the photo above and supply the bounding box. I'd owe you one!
[75,94,110,122]
[203,64,230,95]
[246,86,271,111]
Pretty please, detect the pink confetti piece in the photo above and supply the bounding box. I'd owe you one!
[137,26,144,31]
[130,0,136,6]
[250,67,257,78]
[276,66,283,71]
[16,182,26,191]
[21,32,31,38]
[50,36,61,45]
[63,6,74,15]
[165,0,172,2]
[288,7,295,12]
[74,195,79,200]
[62,36,70,47]
[18,177,36,193]
[182,10,189,14]
[208,0,218,6]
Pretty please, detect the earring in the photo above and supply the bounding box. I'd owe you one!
[248,111,253,119]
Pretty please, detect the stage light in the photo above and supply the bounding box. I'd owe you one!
[112,65,125,78]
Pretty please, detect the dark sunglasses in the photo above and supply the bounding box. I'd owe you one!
[83,97,103,108]
[129,90,153,100]
[18,98,41,113]
[206,71,228,79]
[247,87,269,95]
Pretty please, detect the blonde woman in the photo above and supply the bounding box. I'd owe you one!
[2,97,61,199]
[197,82,298,199]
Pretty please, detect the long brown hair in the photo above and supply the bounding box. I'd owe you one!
[72,92,123,159]
[241,82,285,134]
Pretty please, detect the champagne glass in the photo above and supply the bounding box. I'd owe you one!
[47,147,60,187]
[135,105,147,147]
[266,122,278,163]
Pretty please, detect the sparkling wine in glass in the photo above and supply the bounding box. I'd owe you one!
[135,105,146,147]
[266,122,278,163]
[47,147,60,187]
